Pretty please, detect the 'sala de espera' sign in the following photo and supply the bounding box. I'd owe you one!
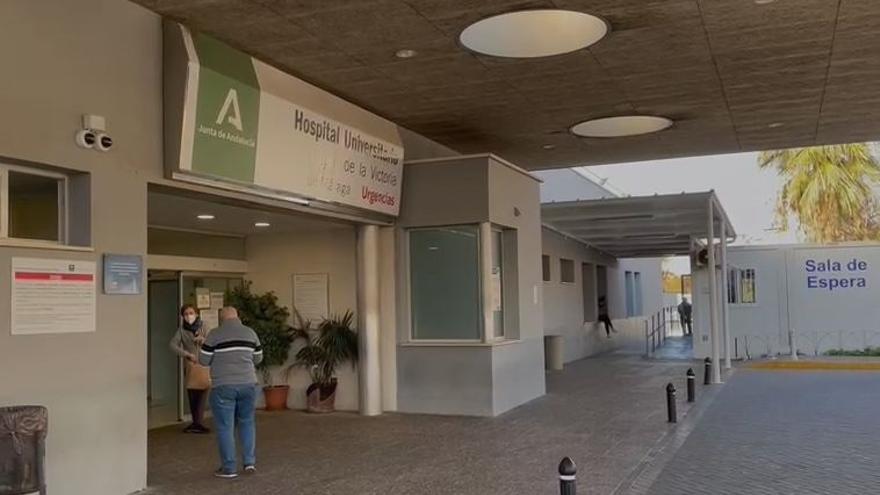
[804,257,869,291]
[176,27,404,216]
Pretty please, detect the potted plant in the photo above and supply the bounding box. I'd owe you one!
[225,282,295,411]
[292,310,359,413]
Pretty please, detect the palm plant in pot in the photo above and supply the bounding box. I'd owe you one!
[225,282,295,411]
[292,310,359,413]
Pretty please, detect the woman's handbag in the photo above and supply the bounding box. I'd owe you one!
[185,360,212,390]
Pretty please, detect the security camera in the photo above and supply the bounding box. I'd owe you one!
[94,132,113,152]
[75,129,96,149]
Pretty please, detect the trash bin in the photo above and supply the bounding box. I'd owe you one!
[544,335,564,371]
[0,405,47,495]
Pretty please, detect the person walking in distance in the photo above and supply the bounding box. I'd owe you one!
[199,307,263,478]
[597,296,616,338]
[678,297,693,336]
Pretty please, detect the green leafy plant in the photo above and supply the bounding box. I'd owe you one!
[293,310,359,395]
[225,282,295,386]
[825,347,880,357]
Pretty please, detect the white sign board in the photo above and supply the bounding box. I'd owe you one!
[175,27,404,216]
[788,246,880,338]
[11,257,97,335]
[293,273,329,323]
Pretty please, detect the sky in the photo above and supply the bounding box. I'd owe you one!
[583,151,800,274]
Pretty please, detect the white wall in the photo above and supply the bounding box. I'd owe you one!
[245,227,360,411]
[541,228,618,361]
[396,155,545,416]
[540,229,666,361]
[0,1,157,493]
[715,244,880,358]
[616,258,665,318]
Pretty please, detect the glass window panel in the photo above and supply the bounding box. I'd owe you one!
[8,171,60,241]
[542,255,551,282]
[625,271,634,317]
[410,226,482,340]
[742,269,756,303]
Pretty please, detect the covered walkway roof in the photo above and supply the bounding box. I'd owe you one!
[541,191,736,258]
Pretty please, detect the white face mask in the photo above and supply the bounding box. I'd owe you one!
[184,314,197,325]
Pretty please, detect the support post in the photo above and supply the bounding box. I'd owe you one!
[721,220,732,370]
[357,224,382,416]
[790,328,798,361]
[666,383,677,423]
[704,357,712,385]
[559,457,577,495]
[687,368,696,402]
[707,200,722,384]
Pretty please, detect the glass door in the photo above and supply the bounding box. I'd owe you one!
[147,277,181,429]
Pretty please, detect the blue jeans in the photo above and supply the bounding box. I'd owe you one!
[210,384,257,472]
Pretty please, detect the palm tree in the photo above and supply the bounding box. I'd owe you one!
[758,144,880,243]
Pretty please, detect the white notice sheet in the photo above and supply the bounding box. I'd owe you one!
[11,257,97,335]
[293,273,329,323]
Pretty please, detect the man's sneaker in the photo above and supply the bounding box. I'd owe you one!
[244,465,256,475]
[214,468,238,479]
[193,424,211,434]
[182,424,199,434]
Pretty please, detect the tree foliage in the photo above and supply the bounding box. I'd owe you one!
[759,144,880,243]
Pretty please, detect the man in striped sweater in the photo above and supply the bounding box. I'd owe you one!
[199,306,263,478]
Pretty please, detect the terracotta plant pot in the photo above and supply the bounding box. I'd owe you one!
[306,380,337,413]
[262,385,290,411]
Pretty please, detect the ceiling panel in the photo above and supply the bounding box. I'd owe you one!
[133,0,880,169]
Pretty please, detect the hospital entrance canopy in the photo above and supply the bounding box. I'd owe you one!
[541,192,736,258]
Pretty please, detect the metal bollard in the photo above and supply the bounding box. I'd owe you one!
[703,357,712,385]
[558,457,577,495]
[666,383,677,423]
[686,368,696,403]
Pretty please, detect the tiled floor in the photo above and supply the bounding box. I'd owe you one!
[645,369,880,495]
[146,353,707,494]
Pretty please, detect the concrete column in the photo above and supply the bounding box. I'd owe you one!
[357,224,382,416]
[479,221,493,343]
[721,220,732,369]
[707,201,722,384]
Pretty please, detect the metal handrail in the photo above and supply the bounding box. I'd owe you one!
[645,305,677,356]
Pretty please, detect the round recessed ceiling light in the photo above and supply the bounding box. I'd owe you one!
[254,222,271,228]
[570,116,674,138]
[395,49,418,59]
[460,9,609,58]
[196,214,215,220]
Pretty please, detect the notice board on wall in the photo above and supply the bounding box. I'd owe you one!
[293,273,329,323]
[11,257,97,335]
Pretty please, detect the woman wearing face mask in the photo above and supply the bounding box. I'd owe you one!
[169,304,212,433]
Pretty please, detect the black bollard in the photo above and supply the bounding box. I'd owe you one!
[686,368,696,403]
[666,383,677,423]
[703,357,712,385]
[558,457,577,495]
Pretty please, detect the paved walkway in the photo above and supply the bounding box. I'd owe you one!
[651,336,693,361]
[645,368,880,494]
[147,353,706,494]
